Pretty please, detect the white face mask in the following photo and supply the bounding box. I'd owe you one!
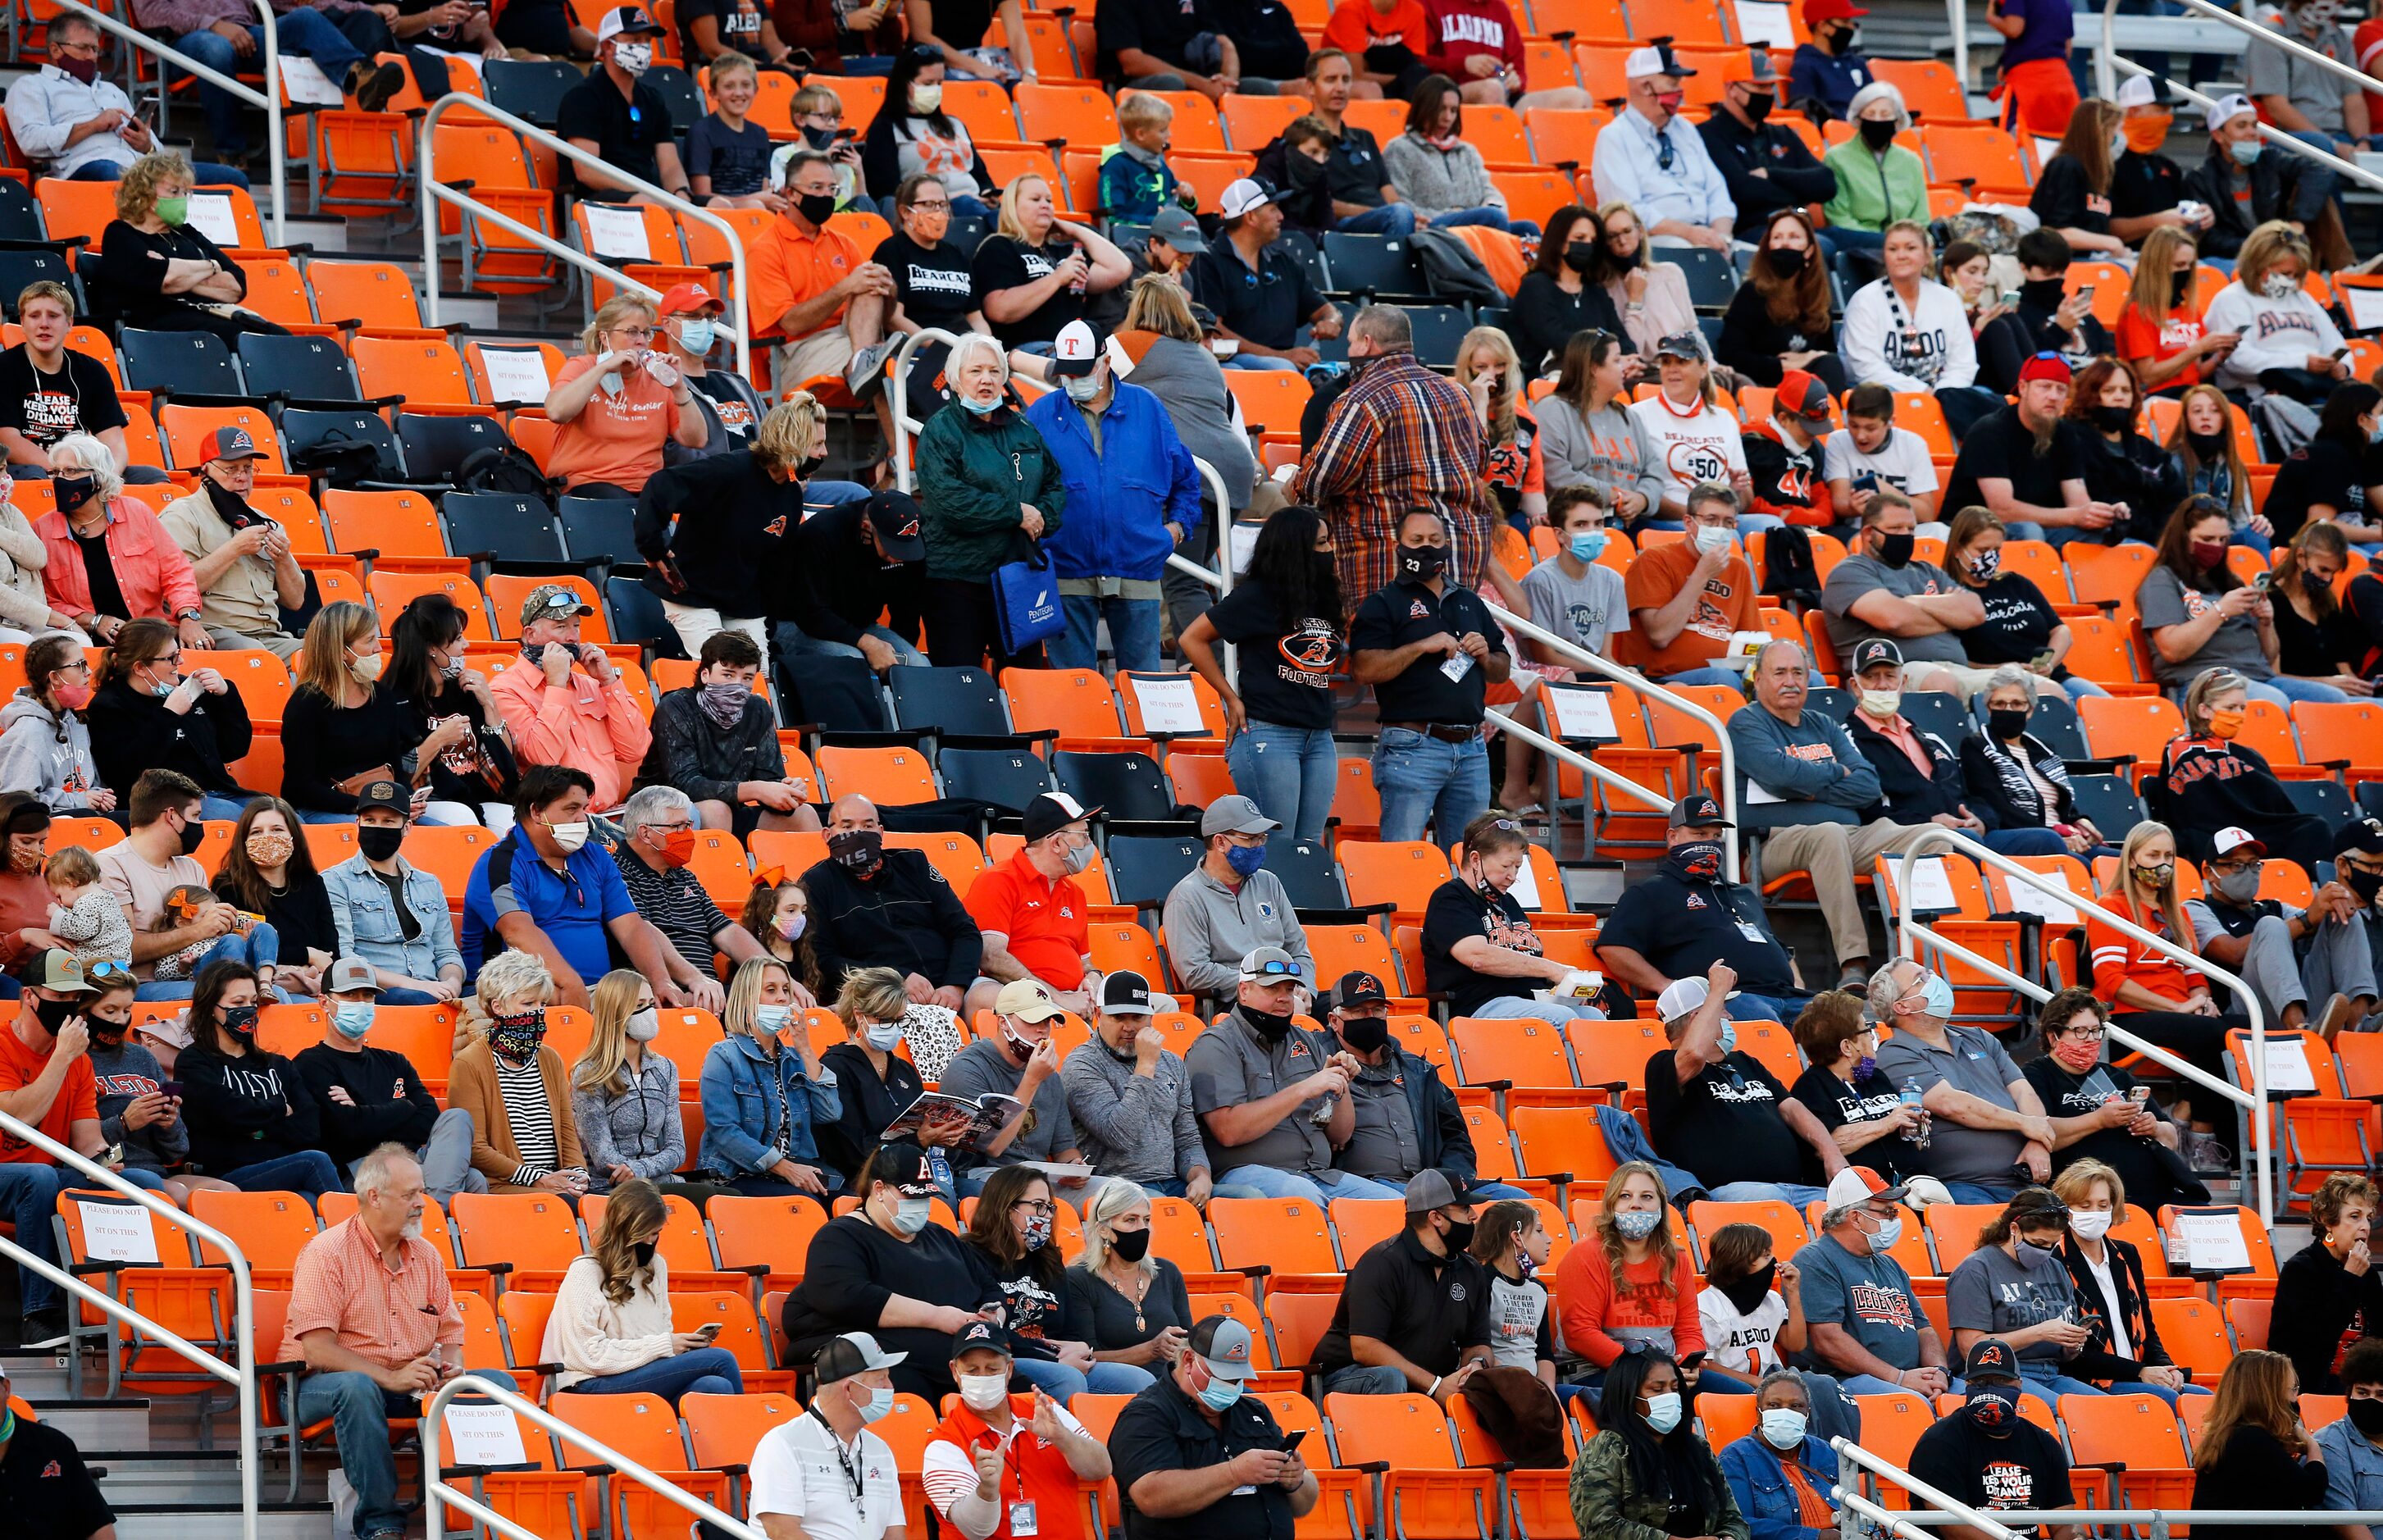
[1760,1408,1808,1451]
[1859,688,1902,719]
[546,820,590,853]
[625,1007,660,1042]
[1693,525,1736,555]
[958,1373,1010,1412]
[2068,1208,2112,1241]
[865,1022,904,1052]
[613,39,652,74]
[2262,272,2303,301]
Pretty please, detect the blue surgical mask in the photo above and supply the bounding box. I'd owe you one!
[1226,843,1266,878]
[1615,1209,1661,1240]
[1760,1408,1807,1450]
[1196,1370,1243,1411]
[865,1023,904,1052]
[1643,1391,1684,1433]
[1865,1213,1905,1251]
[2016,1240,2058,1267]
[1062,373,1102,403]
[1919,973,1955,1020]
[674,317,716,355]
[958,391,1002,417]
[1716,1021,1738,1056]
[1568,531,1608,563]
[891,1196,932,1234]
[858,1385,895,1423]
[333,1001,374,1040]
[754,1003,793,1033]
[2231,138,2262,164]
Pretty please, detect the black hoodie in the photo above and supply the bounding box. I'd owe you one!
[177,1041,320,1176]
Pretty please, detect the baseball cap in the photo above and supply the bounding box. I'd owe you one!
[1668,792,1734,829]
[596,4,662,41]
[139,1014,194,1050]
[871,1140,941,1196]
[1239,945,1301,982]
[326,957,381,996]
[1775,369,1835,426]
[1850,637,1905,677]
[520,583,595,626]
[1333,970,1389,1011]
[1803,0,1867,21]
[353,778,409,817]
[2205,92,2258,134]
[657,282,723,318]
[2340,817,2383,859]
[1656,975,1717,1025]
[994,977,1066,1024]
[204,426,264,463]
[1964,1337,2021,1381]
[1187,1315,1256,1383]
[2212,827,2267,858]
[950,1319,1012,1360]
[1219,179,1273,220]
[1148,206,1210,254]
[1725,48,1781,87]
[864,490,926,562]
[1624,43,1695,78]
[1201,795,1279,838]
[1050,319,1105,379]
[1023,791,1098,844]
[1652,330,1704,362]
[1101,970,1155,1018]
[817,1330,907,1383]
[1404,1167,1485,1214]
[2116,75,2160,109]
[20,948,93,994]
[1824,1164,1908,1210]
[2017,352,2073,386]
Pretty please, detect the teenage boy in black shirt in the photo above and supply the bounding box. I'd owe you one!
[1909,1338,2081,1540]
[0,280,166,483]
[1312,1168,1495,1396]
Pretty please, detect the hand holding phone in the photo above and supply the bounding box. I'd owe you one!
[695,1320,724,1341]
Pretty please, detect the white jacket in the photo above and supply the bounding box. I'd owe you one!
[2203,280,2344,391]
[542,1253,677,1389]
[1841,278,1977,392]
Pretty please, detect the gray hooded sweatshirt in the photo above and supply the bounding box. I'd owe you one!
[1538,394,1670,515]
[0,687,103,811]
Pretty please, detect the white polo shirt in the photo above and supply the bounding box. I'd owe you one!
[748,1406,904,1540]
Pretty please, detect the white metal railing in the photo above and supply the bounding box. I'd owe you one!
[1835,1435,2024,1540]
[416,94,751,378]
[1483,599,1743,882]
[421,1372,764,1540]
[55,0,285,245]
[887,324,959,494]
[2099,0,2383,197]
[1890,825,2271,1223]
[0,1107,257,1539]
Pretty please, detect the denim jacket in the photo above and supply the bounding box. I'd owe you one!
[323,852,462,984]
[697,1032,842,1179]
[1719,1433,1841,1540]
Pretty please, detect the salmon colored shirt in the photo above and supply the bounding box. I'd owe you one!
[747,214,862,342]
[281,1214,462,1371]
[1324,0,1427,56]
[487,653,654,812]
[545,353,684,494]
[1556,1240,1708,1367]
[1620,541,1761,678]
[0,1023,96,1162]
[2116,304,2208,390]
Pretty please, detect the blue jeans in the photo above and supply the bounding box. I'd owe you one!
[1471,1181,1533,1200]
[1937,1180,2018,1204]
[176,11,367,157]
[300,1367,508,1537]
[1228,722,1337,845]
[2232,526,2274,558]
[1373,727,1488,843]
[1337,203,1418,236]
[1982,827,2069,857]
[775,619,927,667]
[1010,1355,1155,1402]
[1706,1180,1831,1206]
[1655,666,1748,691]
[1324,1363,1409,1394]
[1052,594,1161,674]
[2018,1363,2109,1403]
[134,923,283,1001]
[0,1161,162,1314]
[199,792,257,822]
[1829,228,1885,254]
[1426,209,1541,239]
[1468,995,1604,1026]
[1226,353,1301,371]
[1728,991,1812,1023]
[572,1346,743,1403]
[2061,675,2111,700]
[218,1149,342,1199]
[1213,1164,1405,1203]
[2249,676,2352,706]
[71,156,248,189]
[1840,1372,1966,1396]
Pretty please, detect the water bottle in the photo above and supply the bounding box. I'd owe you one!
[1901,1078,1930,1150]
[1067,242,1090,296]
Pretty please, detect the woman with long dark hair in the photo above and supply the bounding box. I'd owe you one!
[1715,209,1843,393]
[2269,521,2372,698]
[2139,498,2291,699]
[1508,206,1630,378]
[174,959,343,1196]
[212,793,335,996]
[2262,381,2383,548]
[543,1177,745,1401]
[962,1164,1155,1400]
[740,872,823,997]
[2064,357,2185,544]
[1382,75,1531,234]
[1177,505,1342,843]
[2167,384,2269,554]
[1538,329,1663,526]
[387,593,518,832]
[1569,1346,1750,1540]
[2191,1348,2330,1539]
[859,44,996,214]
[2030,98,2128,257]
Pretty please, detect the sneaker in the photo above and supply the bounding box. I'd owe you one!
[351,60,406,114]
[1834,960,1871,991]
[844,336,898,399]
[18,1307,66,1350]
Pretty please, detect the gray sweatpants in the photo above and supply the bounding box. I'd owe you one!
[2220,910,2381,1026]
[346,1107,485,1205]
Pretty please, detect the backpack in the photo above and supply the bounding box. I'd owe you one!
[456,444,553,499]
[289,428,385,489]
[1761,522,1821,608]
[1410,227,1504,308]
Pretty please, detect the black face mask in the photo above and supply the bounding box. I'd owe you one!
[1397,543,1447,583]
[1110,1226,1152,1263]
[2349,868,2383,904]
[828,828,885,873]
[2091,404,2134,434]
[1310,552,1338,590]
[1988,707,2032,741]
[2171,271,2194,307]
[1440,1216,1476,1254]
[221,1004,259,1040]
[1562,243,1597,274]
[30,994,80,1037]
[2186,428,2228,458]
[1743,92,1775,123]
[2348,1397,2383,1438]
[1239,1002,1294,1042]
[796,192,837,226]
[1857,118,1896,152]
[177,817,206,856]
[1340,1016,1391,1055]
[631,1240,658,1267]
[2020,276,2069,311]
[1875,531,1915,568]
[88,1018,126,1049]
[1667,841,1724,881]
[1719,1260,1778,1316]
[801,125,837,149]
[797,452,827,478]
[1767,245,1807,276]
[51,474,96,512]
[358,824,405,863]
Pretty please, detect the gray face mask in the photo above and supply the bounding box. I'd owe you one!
[2209,865,2262,904]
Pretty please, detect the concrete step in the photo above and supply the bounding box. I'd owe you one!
[0,1346,73,1399]
[112,1502,335,1540]
[87,1447,287,1505]
[33,1396,153,1450]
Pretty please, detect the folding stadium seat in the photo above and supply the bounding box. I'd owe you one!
[161,403,282,471]
[556,494,640,570]
[1915,123,2034,196]
[352,334,478,414]
[2148,1293,2234,1383]
[1685,1200,1811,1270]
[1870,58,1968,122]
[672,1292,796,1392]
[1492,168,1578,230]
[2068,542,2158,621]
[550,1392,735,1537]
[370,571,493,639]
[1223,371,1314,438]
[1326,1392,1497,1540]
[34,176,120,248]
[1210,1196,1342,1288]
[428,1397,591,1536]
[1339,840,1456,923]
[397,412,526,485]
[487,574,609,642]
[999,667,1140,751]
[307,259,435,336]
[444,493,568,565]
[1104,833,1205,911]
[0,248,76,317]
[818,744,939,807]
[572,200,707,308]
[123,327,250,401]
[984,8,1078,80]
[450,1191,586,1292]
[323,487,458,569]
[192,649,296,725]
[1448,1015,1581,1103]
[2226,1028,2369,1204]
[484,57,584,126]
[2292,700,2383,785]
[1055,749,1184,827]
[886,664,1014,738]
[1301,923,1415,1005]
[2062,1393,2195,1511]
[709,1193,833,1292]
[1922,1204,2006,1273]
[1565,1017,1666,1107]
[54,1187,223,1396]
[1321,232,1431,303]
[2225,1296,2271,1352]
[2078,694,2185,771]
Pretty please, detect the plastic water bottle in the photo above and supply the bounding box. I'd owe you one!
[1902,1078,1930,1150]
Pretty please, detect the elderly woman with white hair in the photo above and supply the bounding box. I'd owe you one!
[1961,663,2114,859]
[914,330,1068,668]
[1820,81,1930,260]
[1066,1178,1196,1373]
[445,947,591,1196]
[34,431,209,649]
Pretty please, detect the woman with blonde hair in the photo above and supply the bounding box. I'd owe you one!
[696,954,842,1201]
[634,393,827,661]
[970,172,1128,351]
[449,947,590,1194]
[1114,272,1254,639]
[571,968,720,1204]
[2190,1348,2329,1534]
[816,964,969,1187]
[2153,663,2334,874]
[1454,326,1544,529]
[1553,1160,1709,1389]
[544,292,709,496]
[90,150,288,344]
[2046,1153,2202,1403]
[2121,226,2235,395]
[2030,98,2128,257]
[280,600,448,826]
[2085,818,2241,1095]
[2203,220,2351,404]
[1595,202,1697,360]
[1068,1178,1195,1374]
[542,1177,745,1402]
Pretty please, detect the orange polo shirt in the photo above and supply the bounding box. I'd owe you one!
[920,1397,1089,1540]
[0,1024,95,1162]
[748,215,862,342]
[964,848,1091,991]
[280,1214,462,1371]
[546,353,684,493]
[1324,0,1426,54]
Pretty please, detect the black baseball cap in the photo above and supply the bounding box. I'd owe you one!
[1333,970,1389,1010]
[864,490,926,563]
[354,779,409,816]
[817,1331,907,1383]
[870,1141,941,1197]
[1849,637,1904,677]
[950,1319,1013,1360]
[1023,792,1099,845]
[1100,969,1155,1017]
[2340,817,2383,859]
[1964,1337,2020,1381]
[1669,793,1733,829]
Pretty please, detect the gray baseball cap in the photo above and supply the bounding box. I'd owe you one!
[1202,795,1279,837]
[326,957,381,996]
[1149,206,1209,254]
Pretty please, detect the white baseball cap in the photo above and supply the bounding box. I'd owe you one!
[1657,975,1716,1023]
[1624,43,1694,78]
[2204,92,2257,134]
[1219,179,1272,220]
[1050,321,1103,379]
[2212,827,2268,858]
[2116,75,2159,109]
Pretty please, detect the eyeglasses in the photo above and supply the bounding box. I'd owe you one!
[1012,1199,1055,1216]
[608,326,656,341]
[2060,1025,2107,1041]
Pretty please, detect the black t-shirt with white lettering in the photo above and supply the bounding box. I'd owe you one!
[1420,876,1542,1018]
[971,234,1087,348]
[877,231,976,335]
[1943,405,2085,521]
[677,0,764,60]
[1960,572,2062,665]
[1791,1060,1916,1180]
[1644,1046,1802,1190]
[1201,577,1341,731]
[1908,1415,2074,1535]
[0,345,127,453]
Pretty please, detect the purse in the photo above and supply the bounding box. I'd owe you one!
[990,533,1064,657]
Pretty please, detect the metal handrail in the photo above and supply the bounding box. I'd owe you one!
[54,0,285,245]
[416,93,752,378]
[886,323,958,494]
[1843,1511,2383,1527]
[2098,0,2383,195]
[0,1106,257,1539]
[1483,600,1743,882]
[1834,1435,2025,1540]
[1889,824,2271,1223]
[421,1372,764,1540]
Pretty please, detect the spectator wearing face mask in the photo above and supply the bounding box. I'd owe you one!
[1314,1168,1497,1398]
[802,795,982,1077]
[699,954,841,1201]
[556,8,690,205]
[1793,1166,1954,1397]
[636,630,819,843]
[1598,795,1811,1026]
[1788,0,1873,121]
[447,946,590,1196]
[654,284,769,466]
[293,955,482,1201]
[1325,970,1522,1199]
[174,958,343,1196]
[1841,640,2067,856]
[1719,1370,1848,1539]
[1422,812,1602,1026]
[1506,207,1631,379]
[2025,995,2207,1218]
[490,586,653,817]
[748,1330,909,1540]
[1869,958,2053,1202]
[964,793,1100,1023]
[923,1317,1114,1540]
[2189,824,2379,1041]
[1617,485,1763,690]
[1160,799,1314,1008]
[1909,1340,2080,1531]
[2190,96,2339,264]
[611,786,770,1015]
[322,781,466,1006]
[816,967,959,1189]
[157,426,303,658]
[1824,509,1993,700]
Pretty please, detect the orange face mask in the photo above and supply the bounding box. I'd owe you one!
[2123,112,2172,153]
[657,827,698,866]
[2208,706,2245,740]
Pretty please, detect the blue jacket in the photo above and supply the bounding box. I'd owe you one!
[1592,1101,1706,1204]
[1024,380,1204,583]
[697,1032,843,1179]
[1787,43,1872,121]
[1720,1434,1842,1540]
